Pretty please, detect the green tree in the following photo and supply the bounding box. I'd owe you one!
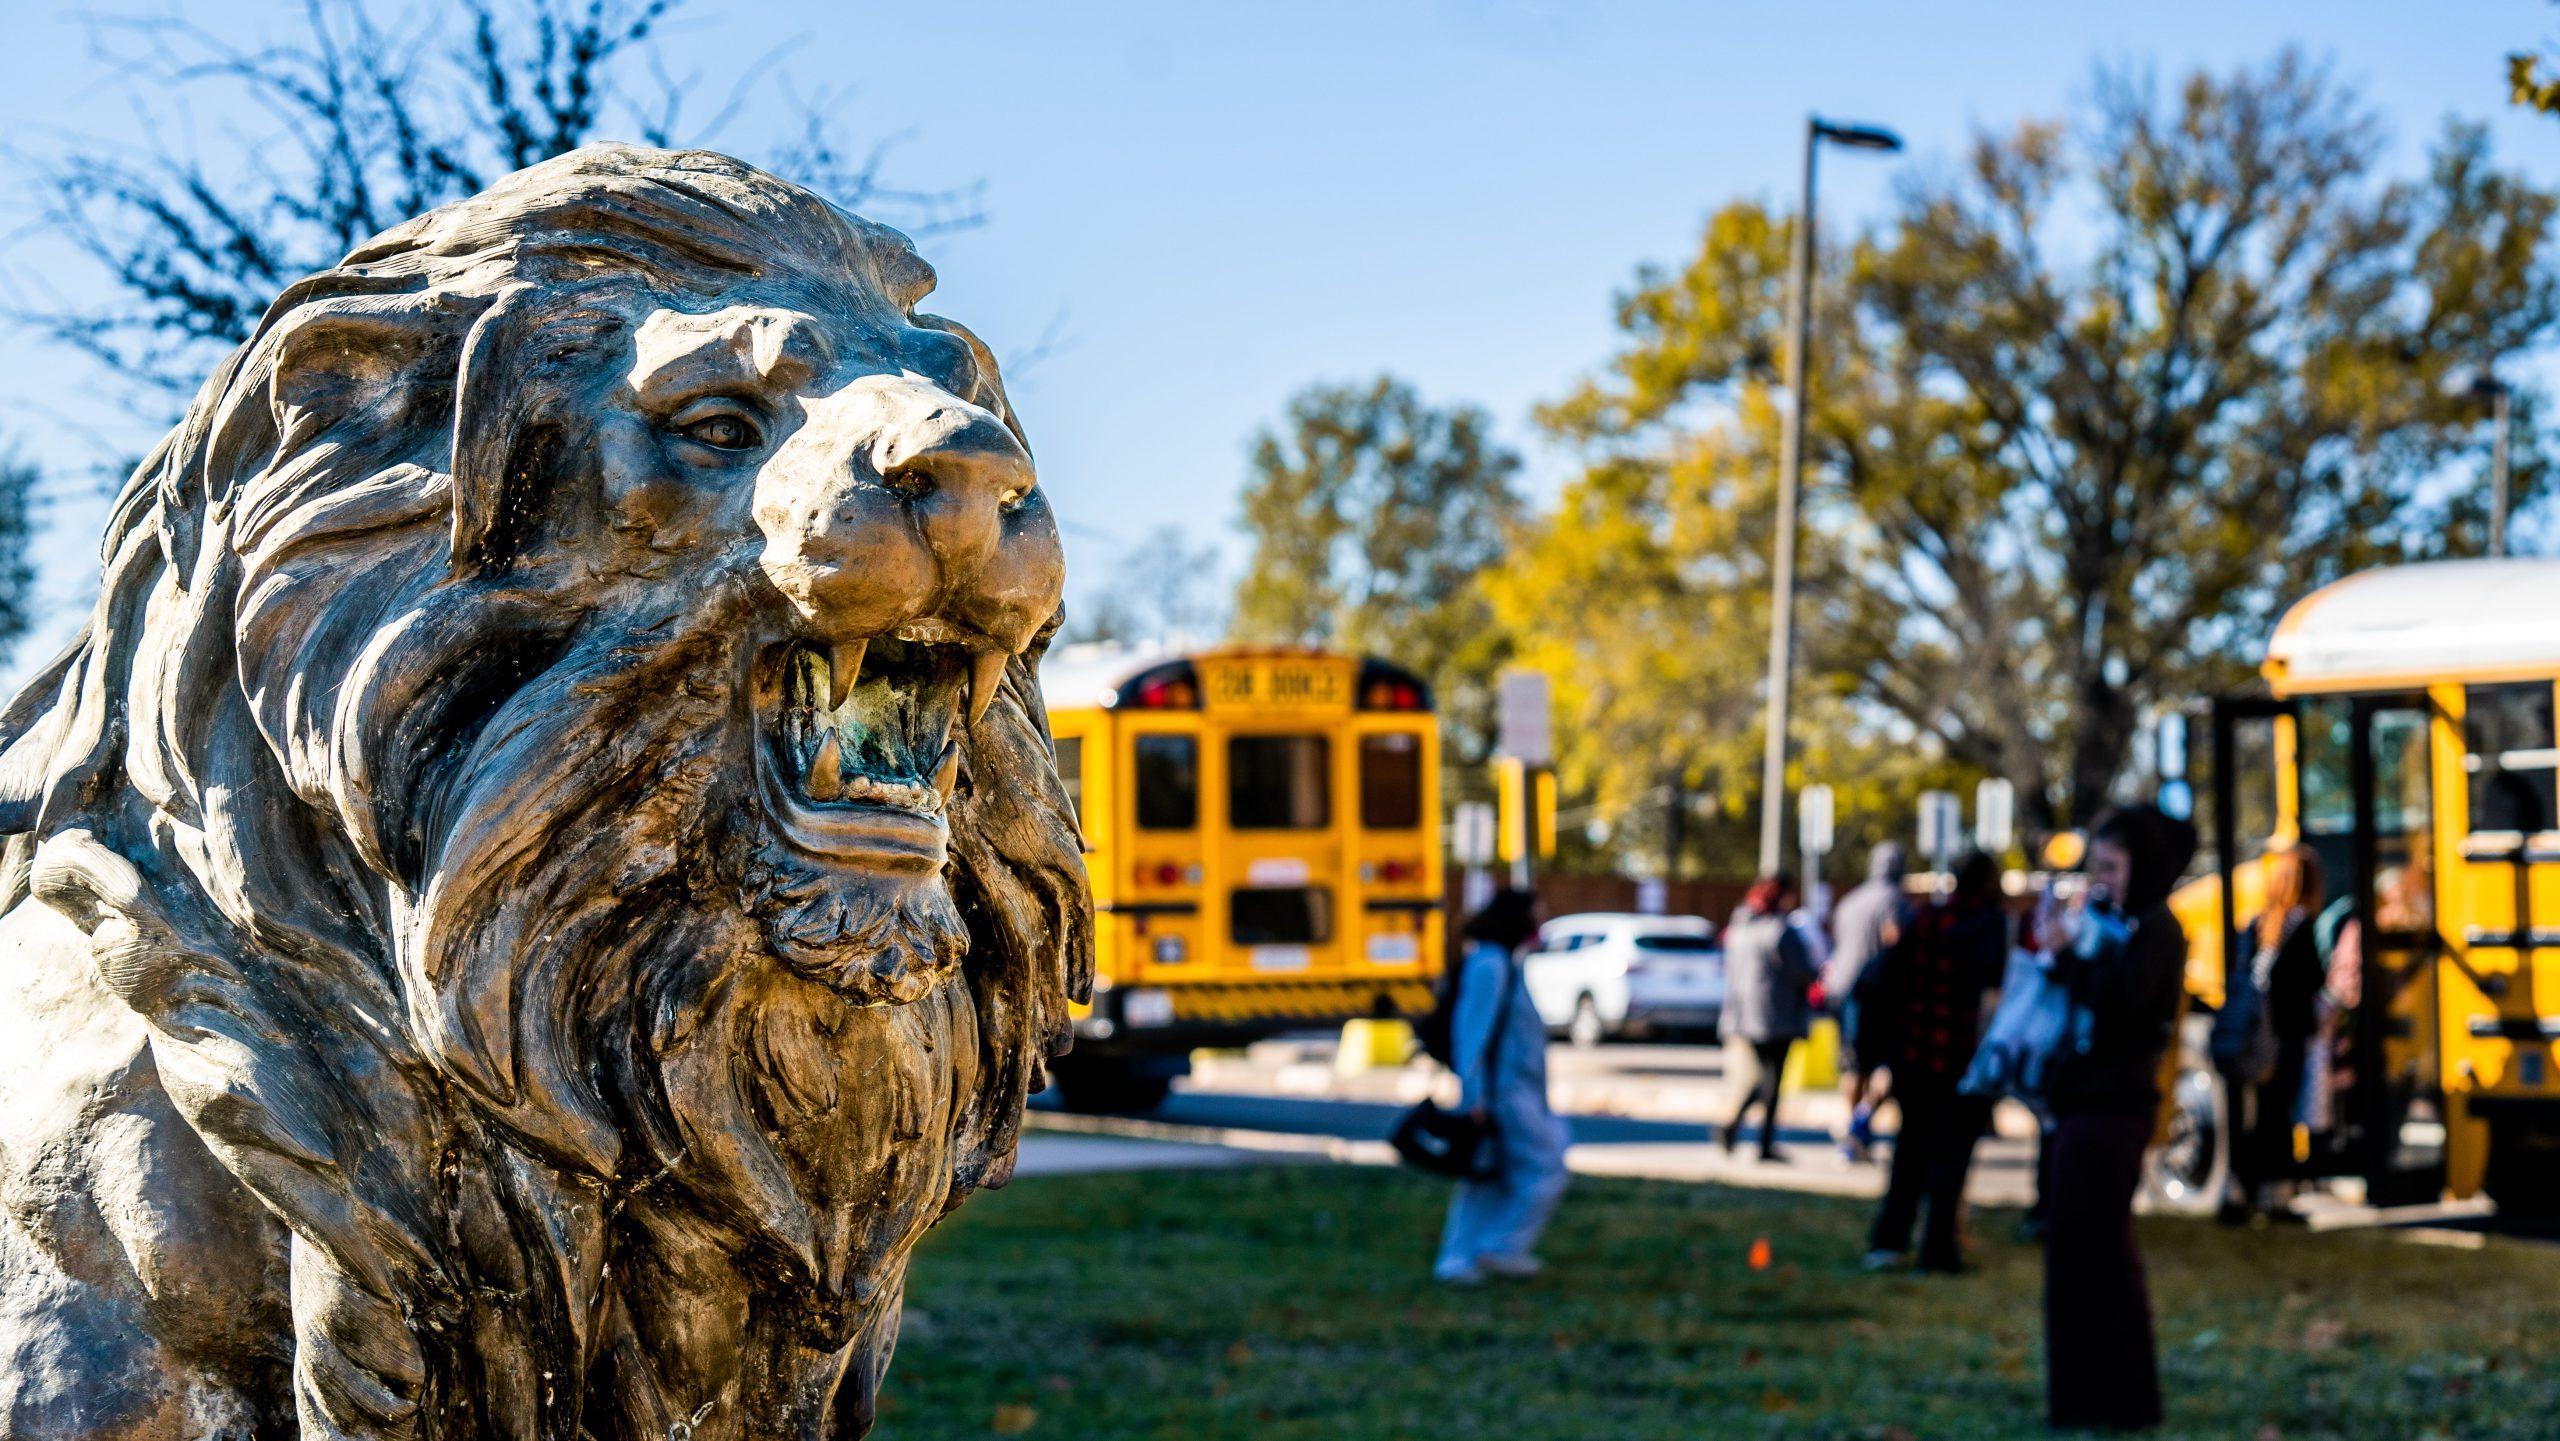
[1232,376,1524,760]
[0,449,36,666]
[1550,52,2558,839]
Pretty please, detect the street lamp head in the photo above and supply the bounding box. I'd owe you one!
[2443,367,2509,403]
[1814,118,1904,153]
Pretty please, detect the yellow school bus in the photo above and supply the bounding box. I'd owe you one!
[2161,558,2560,1214]
[1039,644,1444,1111]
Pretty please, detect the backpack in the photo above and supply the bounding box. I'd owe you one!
[2209,922,2284,1085]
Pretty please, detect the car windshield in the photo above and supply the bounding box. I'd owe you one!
[1631,935,1716,952]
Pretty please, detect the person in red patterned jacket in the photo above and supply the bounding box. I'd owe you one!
[1861,850,2008,1273]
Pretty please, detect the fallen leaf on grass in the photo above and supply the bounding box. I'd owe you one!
[2301,1318,2346,1352]
[1757,1389,1794,1414]
[990,1403,1037,1434]
[1226,1341,1256,1366]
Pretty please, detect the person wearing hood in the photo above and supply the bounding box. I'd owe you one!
[2042,804,2195,1433]
[1825,841,1913,1160]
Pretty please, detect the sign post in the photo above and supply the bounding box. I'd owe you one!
[1973,777,2015,857]
[1494,670,1555,889]
[1797,782,1834,908]
[1917,789,1962,876]
[1452,801,1498,914]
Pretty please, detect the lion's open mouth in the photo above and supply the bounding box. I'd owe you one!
[758,632,1004,869]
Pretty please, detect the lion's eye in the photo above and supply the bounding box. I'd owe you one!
[676,412,761,452]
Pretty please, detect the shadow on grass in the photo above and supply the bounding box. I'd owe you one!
[877,1164,2560,1440]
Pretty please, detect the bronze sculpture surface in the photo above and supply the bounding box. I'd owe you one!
[0,145,1090,1440]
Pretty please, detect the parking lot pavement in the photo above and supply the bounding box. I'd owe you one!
[1012,1130,1323,1177]
[1035,1034,2046,1206]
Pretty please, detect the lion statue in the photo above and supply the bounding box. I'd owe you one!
[0,145,1090,1440]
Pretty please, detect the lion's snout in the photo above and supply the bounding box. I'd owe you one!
[755,375,1063,656]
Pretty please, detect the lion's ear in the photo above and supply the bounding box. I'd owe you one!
[449,289,553,580]
[448,292,627,579]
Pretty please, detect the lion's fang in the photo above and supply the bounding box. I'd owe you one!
[965,651,1005,729]
[808,732,845,801]
[933,739,961,801]
[828,639,866,712]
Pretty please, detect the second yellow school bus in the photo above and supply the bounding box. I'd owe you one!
[1039,643,1444,1111]
[2161,558,2560,1215]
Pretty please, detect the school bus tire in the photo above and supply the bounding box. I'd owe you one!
[2481,1122,2560,1220]
[1050,1055,1176,1116]
[2145,1061,2229,1213]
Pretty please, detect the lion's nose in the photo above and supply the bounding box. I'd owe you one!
[756,378,1064,654]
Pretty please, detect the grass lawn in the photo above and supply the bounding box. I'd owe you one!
[874,1163,2560,1440]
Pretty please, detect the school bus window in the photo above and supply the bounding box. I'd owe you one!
[1359,733,1423,829]
[1232,885,1334,945]
[1228,734,1331,829]
[2462,682,2556,835]
[2299,699,2352,840]
[1133,734,1198,830]
[1053,736,1083,828]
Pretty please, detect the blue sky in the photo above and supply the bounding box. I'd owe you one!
[0,1,2550,685]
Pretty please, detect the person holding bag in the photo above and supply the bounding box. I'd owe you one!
[1430,889,1570,1286]
[2042,805,2195,1434]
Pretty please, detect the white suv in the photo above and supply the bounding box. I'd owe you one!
[1521,912,1724,1048]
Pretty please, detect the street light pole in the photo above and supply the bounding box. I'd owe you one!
[2446,369,2514,558]
[2492,384,2513,559]
[1757,116,1899,876]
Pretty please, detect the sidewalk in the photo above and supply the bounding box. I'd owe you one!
[1172,1033,2046,1205]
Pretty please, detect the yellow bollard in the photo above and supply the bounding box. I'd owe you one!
[1336,1018,1417,1074]
[1783,1018,1841,1093]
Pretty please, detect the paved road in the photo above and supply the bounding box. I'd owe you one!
[1034,1034,2538,1238]
[1034,1034,2036,1201]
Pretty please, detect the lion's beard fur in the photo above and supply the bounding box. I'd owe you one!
[334,573,995,1428]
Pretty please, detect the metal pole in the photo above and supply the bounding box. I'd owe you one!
[1758,119,1817,875]
[2492,386,2512,558]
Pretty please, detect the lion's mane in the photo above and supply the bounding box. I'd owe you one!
[0,147,1089,1438]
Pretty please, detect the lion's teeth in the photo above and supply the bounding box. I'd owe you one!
[808,732,845,801]
[965,651,1006,729]
[934,739,961,802]
[828,639,866,712]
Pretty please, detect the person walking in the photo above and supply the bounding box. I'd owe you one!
[1719,873,1818,1163]
[1862,850,2005,1273]
[1827,841,1913,1159]
[2217,844,2326,1226]
[2043,805,2195,1433]
[1435,889,1571,1287]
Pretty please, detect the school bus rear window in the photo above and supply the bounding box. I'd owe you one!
[1134,734,1198,830]
[2463,682,2557,835]
[1228,734,1331,829]
[1359,733,1422,829]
